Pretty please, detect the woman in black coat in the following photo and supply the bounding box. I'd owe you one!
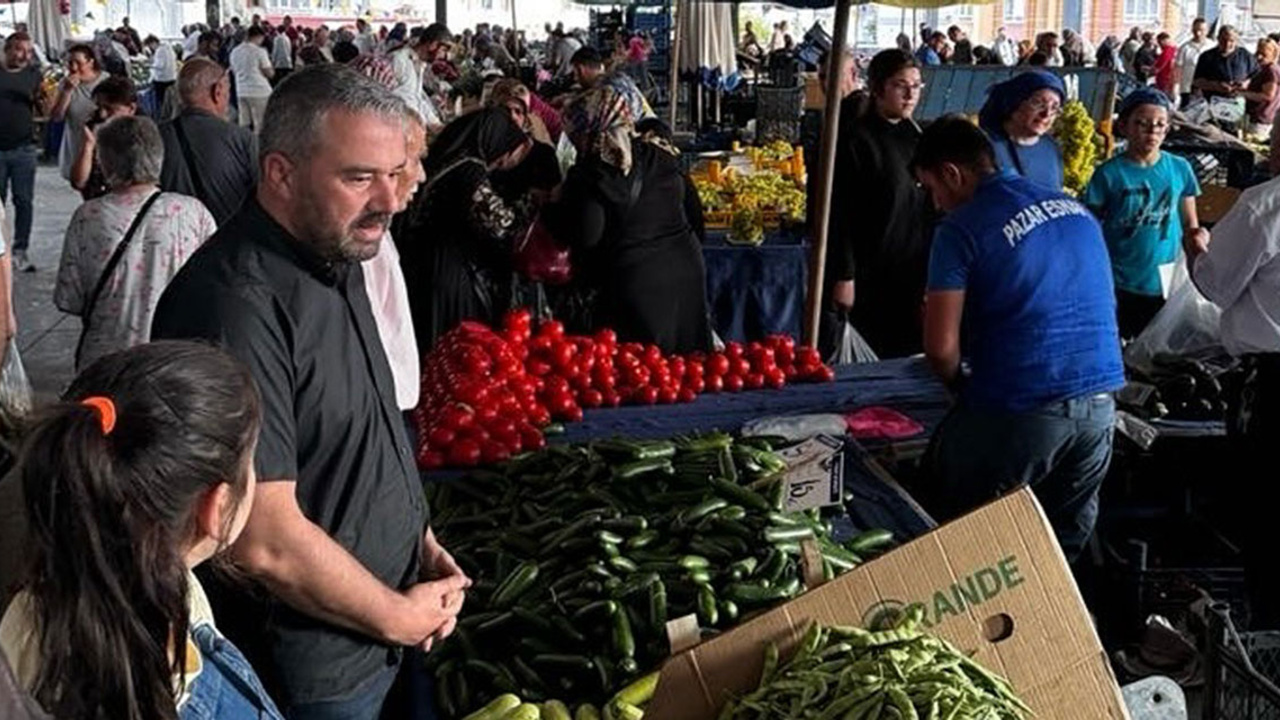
[546,86,712,353]
[394,108,532,352]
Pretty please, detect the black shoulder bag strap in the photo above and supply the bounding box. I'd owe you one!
[74,191,163,367]
[173,117,210,206]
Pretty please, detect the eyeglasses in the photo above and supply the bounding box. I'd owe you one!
[888,80,925,94]
[1025,100,1062,116]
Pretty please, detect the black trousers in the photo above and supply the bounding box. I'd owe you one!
[1229,354,1280,628]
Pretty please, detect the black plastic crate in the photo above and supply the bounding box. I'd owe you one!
[1140,567,1250,632]
[1206,603,1280,719]
[756,86,805,143]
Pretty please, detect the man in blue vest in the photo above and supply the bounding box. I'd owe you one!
[913,116,1125,560]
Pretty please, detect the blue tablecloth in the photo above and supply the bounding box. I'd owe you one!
[703,227,807,343]
[559,357,950,444]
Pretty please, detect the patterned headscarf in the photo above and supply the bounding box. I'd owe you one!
[563,85,636,173]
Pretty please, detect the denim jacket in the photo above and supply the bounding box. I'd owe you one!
[179,622,285,720]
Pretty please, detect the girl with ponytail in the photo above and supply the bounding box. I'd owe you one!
[0,341,284,720]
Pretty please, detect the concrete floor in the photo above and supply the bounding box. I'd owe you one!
[7,163,82,403]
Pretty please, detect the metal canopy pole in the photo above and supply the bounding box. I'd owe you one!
[802,0,853,349]
[668,0,684,130]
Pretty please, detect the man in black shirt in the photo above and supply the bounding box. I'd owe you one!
[1194,25,1257,100]
[159,58,259,225]
[152,64,468,719]
[0,33,46,270]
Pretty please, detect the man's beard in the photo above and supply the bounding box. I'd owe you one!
[296,186,391,263]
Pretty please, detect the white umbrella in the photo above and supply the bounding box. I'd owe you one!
[677,0,737,86]
[27,0,71,61]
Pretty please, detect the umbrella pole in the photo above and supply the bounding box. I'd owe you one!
[668,0,683,130]
[802,0,853,349]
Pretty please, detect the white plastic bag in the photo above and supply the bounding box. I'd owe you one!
[556,132,578,178]
[828,320,879,366]
[0,340,32,435]
[1124,259,1224,375]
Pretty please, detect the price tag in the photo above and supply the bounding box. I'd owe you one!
[779,435,845,512]
[666,614,702,655]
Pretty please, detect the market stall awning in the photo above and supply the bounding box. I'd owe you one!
[678,0,737,86]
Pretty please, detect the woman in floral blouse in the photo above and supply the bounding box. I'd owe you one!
[394,107,532,352]
[55,115,215,371]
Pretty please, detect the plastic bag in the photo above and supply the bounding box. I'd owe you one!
[828,320,879,366]
[556,132,578,178]
[742,413,848,442]
[1124,259,1224,376]
[0,340,32,435]
[513,216,573,285]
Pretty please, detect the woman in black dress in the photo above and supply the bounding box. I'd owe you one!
[545,86,712,353]
[394,108,532,352]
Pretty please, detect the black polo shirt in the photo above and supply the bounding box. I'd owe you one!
[1194,47,1258,98]
[151,198,426,706]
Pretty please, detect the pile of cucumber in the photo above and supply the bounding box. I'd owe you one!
[725,611,1031,719]
[462,672,657,720]
[426,433,896,718]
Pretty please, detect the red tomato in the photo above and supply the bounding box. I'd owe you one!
[669,357,686,380]
[658,386,679,404]
[775,344,796,368]
[576,338,596,355]
[685,361,705,381]
[725,342,745,359]
[418,450,446,470]
[484,415,517,437]
[625,365,651,388]
[528,404,552,427]
[539,319,566,340]
[580,388,604,409]
[750,346,777,368]
[475,403,501,425]
[448,439,482,467]
[678,388,697,403]
[595,328,618,347]
[745,373,765,390]
[453,381,491,407]
[621,342,645,356]
[765,368,787,390]
[686,376,706,394]
[724,374,745,392]
[796,346,823,370]
[708,353,731,377]
[552,341,577,369]
[427,426,456,448]
[650,367,671,388]
[481,441,512,464]
[783,364,799,380]
[815,365,837,382]
[730,357,752,377]
[633,386,659,405]
[704,374,724,393]
[520,427,547,451]
[463,426,491,444]
[527,359,552,377]
[503,308,533,331]
[601,389,622,407]
[496,356,523,378]
[644,345,664,366]
[457,347,492,375]
[441,405,475,430]
[563,404,584,423]
[530,335,554,354]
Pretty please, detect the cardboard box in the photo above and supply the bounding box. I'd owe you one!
[647,488,1129,719]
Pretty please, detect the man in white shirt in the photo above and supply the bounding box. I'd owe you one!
[271,26,294,84]
[230,25,274,133]
[390,23,449,132]
[993,27,1018,67]
[145,35,177,110]
[1184,177,1280,626]
[1175,17,1211,108]
[354,18,378,56]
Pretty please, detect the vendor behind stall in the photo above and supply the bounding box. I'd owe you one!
[1083,88,1203,340]
[978,70,1065,192]
[1192,25,1256,101]
[915,116,1124,561]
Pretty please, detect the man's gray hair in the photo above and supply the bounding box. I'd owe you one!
[178,57,226,104]
[259,64,408,163]
[97,115,164,188]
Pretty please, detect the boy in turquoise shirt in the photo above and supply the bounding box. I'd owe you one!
[1084,88,1207,339]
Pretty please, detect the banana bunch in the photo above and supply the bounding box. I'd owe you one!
[1053,100,1101,196]
[748,139,798,163]
[730,207,765,246]
[693,177,731,211]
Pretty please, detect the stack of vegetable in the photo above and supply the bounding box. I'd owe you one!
[724,610,1031,719]
[416,311,834,469]
[426,434,895,717]
[462,672,657,720]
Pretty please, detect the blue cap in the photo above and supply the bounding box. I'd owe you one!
[1117,87,1172,119]
[978,70,1067,136]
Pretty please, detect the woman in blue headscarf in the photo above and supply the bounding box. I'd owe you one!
[978,70,1066,191]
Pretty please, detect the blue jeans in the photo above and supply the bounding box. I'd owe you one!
[928,393,1116,561]
[182,624,286,720]
[0,145,37,251]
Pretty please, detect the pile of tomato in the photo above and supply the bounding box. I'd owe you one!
[414,310,836,469]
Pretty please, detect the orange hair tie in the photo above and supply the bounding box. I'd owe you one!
[80,396,117,435]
